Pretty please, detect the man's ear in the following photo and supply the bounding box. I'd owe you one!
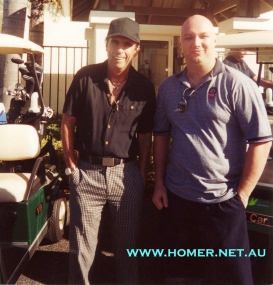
[179,38,183,52]
[105,38,108,47]
[134,45,140,57]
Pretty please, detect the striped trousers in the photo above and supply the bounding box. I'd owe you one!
[68,159,144,285]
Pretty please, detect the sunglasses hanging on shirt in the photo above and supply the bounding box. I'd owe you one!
[178,88,194,113]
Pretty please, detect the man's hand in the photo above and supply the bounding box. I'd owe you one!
[238,192,249,208]
[152,184,168,210]
[138,132,152,186]
[237,141,272,209]
[61,113,77,168]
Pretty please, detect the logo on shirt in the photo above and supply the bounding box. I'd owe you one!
[208,87,217,99]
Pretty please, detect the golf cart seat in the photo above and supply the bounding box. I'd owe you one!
[0,124,41,202]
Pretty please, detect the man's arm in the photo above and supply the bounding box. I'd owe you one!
[61,113,77,169]
[237,141,272,208]
[138,132,152,182]
[252,76,273,89]
[152,135,171,210]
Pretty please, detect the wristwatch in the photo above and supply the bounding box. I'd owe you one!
[65,167,77,176]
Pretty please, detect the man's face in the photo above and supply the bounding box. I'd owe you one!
[179,16,216,65]
[231,49,247,60]
[106,36,139,73]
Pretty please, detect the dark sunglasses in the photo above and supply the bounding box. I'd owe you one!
[178,88,194,113]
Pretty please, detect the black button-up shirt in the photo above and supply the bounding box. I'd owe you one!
[63,60,156,159]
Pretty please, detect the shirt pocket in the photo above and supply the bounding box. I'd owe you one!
[117,103,143,133]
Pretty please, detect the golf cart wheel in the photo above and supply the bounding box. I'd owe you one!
[46,197,67,243]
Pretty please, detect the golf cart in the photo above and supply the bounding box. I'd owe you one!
[0,34,67,284]
[217,31,273,284]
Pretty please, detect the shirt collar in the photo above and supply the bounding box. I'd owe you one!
[179,58,224,88]
[102,60,141,88]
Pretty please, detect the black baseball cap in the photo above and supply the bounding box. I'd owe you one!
[106,17,140,43]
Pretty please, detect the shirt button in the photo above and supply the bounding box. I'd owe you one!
[131,106,134,109]
[108,125,111,128]
[105,141,109,145]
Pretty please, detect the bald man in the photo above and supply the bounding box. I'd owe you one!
[153,15,272,284]
[223,48,273,89]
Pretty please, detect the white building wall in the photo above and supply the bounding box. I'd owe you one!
[43,3,89,74]
[43,2,89,113]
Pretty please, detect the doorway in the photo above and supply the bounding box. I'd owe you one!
[138,40,169,94]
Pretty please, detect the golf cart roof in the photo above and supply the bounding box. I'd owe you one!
[216,30,273,49]
[0,33,44,54]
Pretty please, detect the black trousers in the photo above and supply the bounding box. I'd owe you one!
[160,190,254,285]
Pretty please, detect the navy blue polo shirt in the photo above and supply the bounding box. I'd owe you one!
[153,59,272,203]
[63,60,156,159]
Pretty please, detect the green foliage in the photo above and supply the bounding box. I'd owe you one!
[45,115,62,142]
[42,115,65,173]
[28,0,62,21]
[42,0,62,9]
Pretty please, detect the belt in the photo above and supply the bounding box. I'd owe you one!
[79,153,136,167]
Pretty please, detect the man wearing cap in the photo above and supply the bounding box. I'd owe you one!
[61,17,156,284]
